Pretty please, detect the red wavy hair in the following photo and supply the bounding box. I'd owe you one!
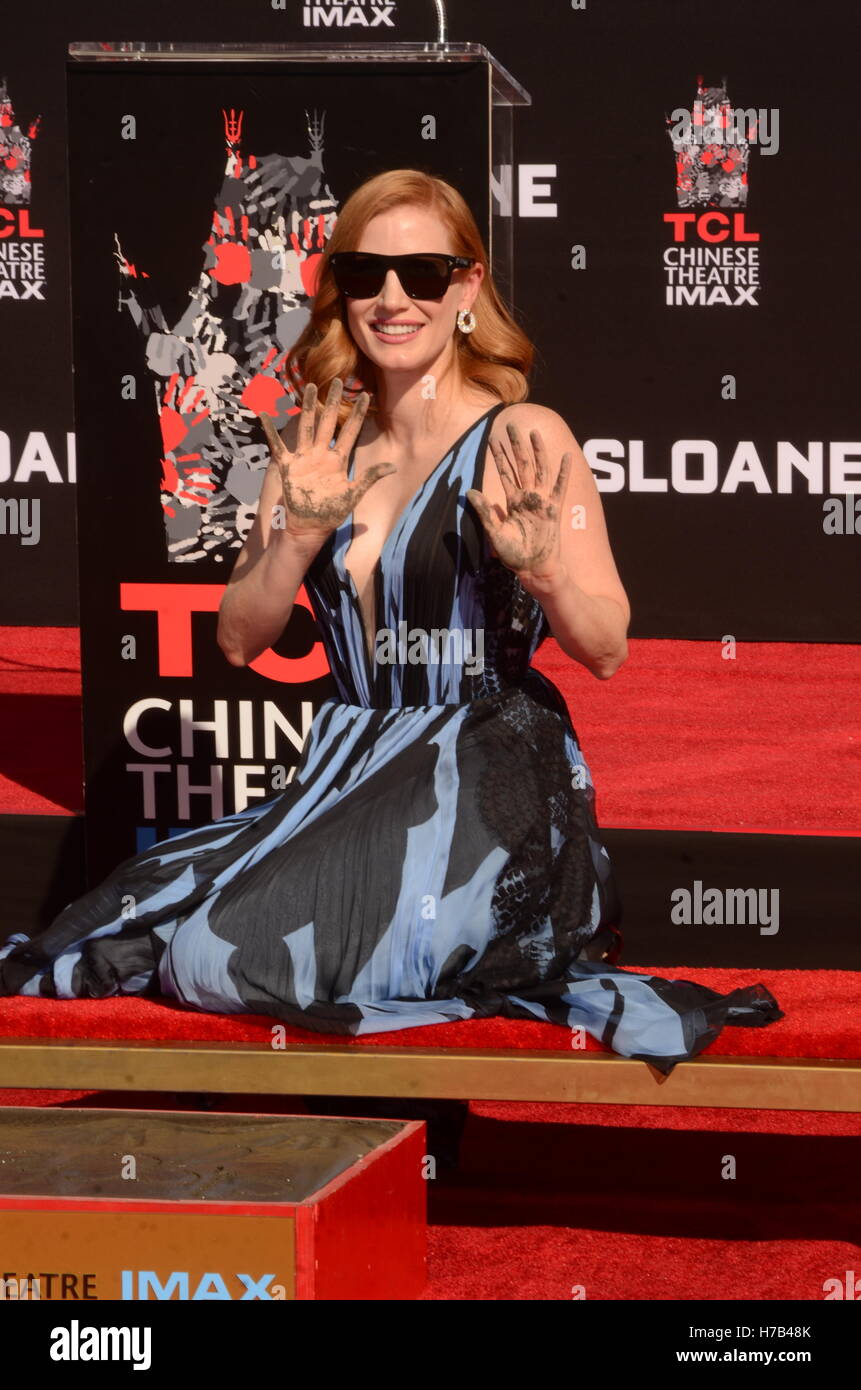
[282,167,534,426]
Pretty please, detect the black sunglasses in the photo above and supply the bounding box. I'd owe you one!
[329,251,474,301]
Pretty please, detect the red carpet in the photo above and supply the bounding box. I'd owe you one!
[1,626,859,833]
[0,965,857,1060]
[0,626,82,816]
[0,1086,856,1300]
[535,635,861,835]
[3,974,858,1302]
[2,626,858,1300]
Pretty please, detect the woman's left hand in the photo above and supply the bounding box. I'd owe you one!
[466,422,571,589]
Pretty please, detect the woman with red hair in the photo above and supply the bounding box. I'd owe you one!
[1,169,781,1076]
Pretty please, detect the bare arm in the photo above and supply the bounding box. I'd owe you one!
[217,380,393,667]
[217,416,321,666]
[469,403,631,681]
[522,568,629,680]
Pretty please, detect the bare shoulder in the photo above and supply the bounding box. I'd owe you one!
[489,400,578,445]
[481,398,604,510]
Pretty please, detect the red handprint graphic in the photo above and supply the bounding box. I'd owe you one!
[0,75,41,205]
[115,107,337,563]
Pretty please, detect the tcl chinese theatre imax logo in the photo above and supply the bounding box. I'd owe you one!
[0,74,45,301]
[663,76,778,307]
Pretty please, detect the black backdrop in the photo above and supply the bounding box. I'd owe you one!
[1,0,858,637]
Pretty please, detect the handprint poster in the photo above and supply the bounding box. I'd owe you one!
[67,55,488,881]
[667,76,752,210]
[116,103,336,565]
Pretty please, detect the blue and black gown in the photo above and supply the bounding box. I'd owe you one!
[0,401,782,1074]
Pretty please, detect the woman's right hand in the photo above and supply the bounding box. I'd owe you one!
[259,377,395,546]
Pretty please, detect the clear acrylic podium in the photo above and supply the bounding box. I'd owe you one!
[68,40,531,305]
[65,36,531,881]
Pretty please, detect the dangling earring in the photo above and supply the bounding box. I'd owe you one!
[456,308,477,335]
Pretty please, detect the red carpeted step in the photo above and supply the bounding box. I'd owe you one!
[0,626,82,815]
[0,967,857,1060]
[417,1229,861,1301]
[533,636,861,835]
[2,627,860,832]
[0,1087,855,1300]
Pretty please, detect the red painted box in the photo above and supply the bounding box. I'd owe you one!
[0,1106,427,1300]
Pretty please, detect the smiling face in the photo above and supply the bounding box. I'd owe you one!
[342,204,483,380]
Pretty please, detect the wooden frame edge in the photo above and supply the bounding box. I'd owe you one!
[0,1039,859,1111]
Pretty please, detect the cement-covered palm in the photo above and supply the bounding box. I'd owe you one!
[260,377,394,542]
[467,421,571,582]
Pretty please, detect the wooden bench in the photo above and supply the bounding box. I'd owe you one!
[2,966,859,1112]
